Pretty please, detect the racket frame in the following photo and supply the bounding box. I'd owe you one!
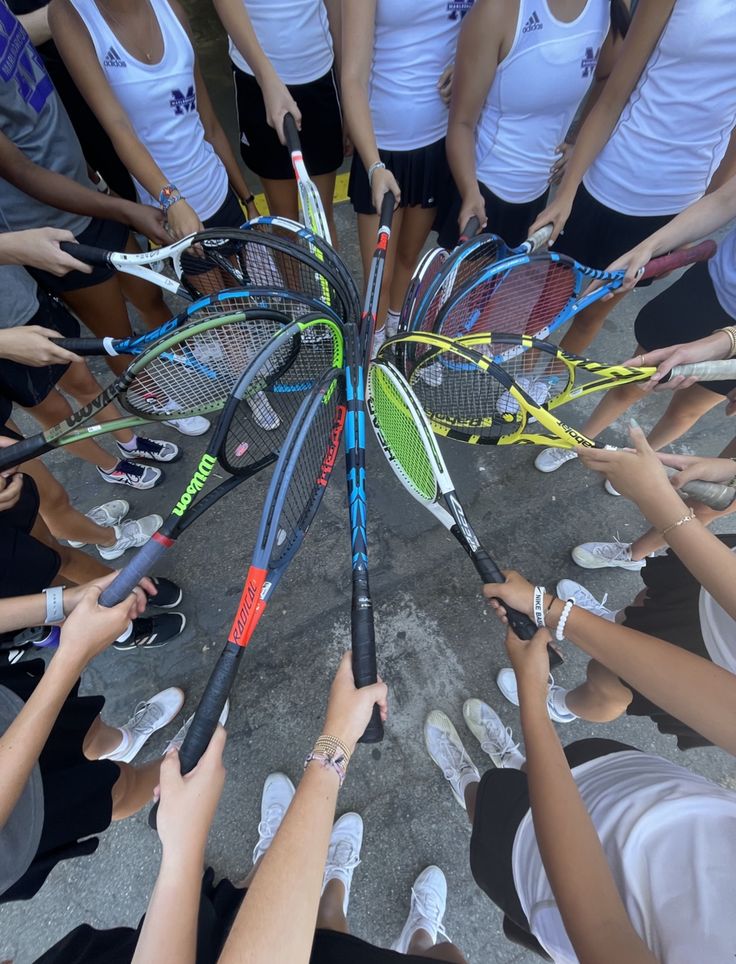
[283,113,332,243]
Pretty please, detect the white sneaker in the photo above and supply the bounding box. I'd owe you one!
[417,361,444,387]
[385,310,401,339]
[572,539,646,571]
[97,514,164,560]
[496,375,552,416]
[424,710,480,810]
[463,699,525,769]
[322,812,363,915]
[392,866,450,953]
[252,772,296,865]
[68,499,130,547]
[163,699,230,754]
[496,670,576,724]
[100,686,185,763]
[165,415,211,436]
[604,478,621,496]
[534,447,577,473]
[556,579,616,622]
[248,391,280,430]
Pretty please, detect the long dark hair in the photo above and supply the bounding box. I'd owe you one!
[610,0,631,38]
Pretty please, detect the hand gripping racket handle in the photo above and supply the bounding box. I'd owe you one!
[99,537,170,607]
[148,643,241,830]
[53,337,111,356]
[669,360,736,381]
[0,433,51,471]
[522,223,553,254]
[640,239,716,279]
[283,112,300,154]
[352,574,383,743]
[379,189,396,224]
[471,549,537,639]
[60,241,112,265]
[459,217,481,243]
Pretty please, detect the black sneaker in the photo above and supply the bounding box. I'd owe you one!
[113,613,186,651]
[97,459,162,490]
[146,576,183,609]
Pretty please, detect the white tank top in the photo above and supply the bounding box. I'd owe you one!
[513,750,736,962]
[228,0,333,85]
[70,0,229,220]
[369,0,474,152]
[476,0,610,203]
[708,225,736,321]
[584,0,736,216]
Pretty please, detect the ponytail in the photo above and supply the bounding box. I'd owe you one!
[610,0,631,39]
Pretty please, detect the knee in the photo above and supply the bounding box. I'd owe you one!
[586,661,632,716]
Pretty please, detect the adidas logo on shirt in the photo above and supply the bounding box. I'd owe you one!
[522,11,543,32]
[103,46,127,68]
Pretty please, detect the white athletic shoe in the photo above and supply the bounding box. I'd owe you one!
[252,772,296,865]
[385,310,401,339]
[248,391,280,430]
[496,670,576,724]
[463,699,525,769]
[496,375,552,416]
[97,514,163,561]
[604,478,621,496]
[163,699,230,755]
[556,579,616,622]
[391,866,450,953]
[322,812,363,915]
[572,539,646,571]
[165,415,211,436]
[100,686,185,763]
[68,499,130,547]
[424,710,480,810]
[534,446,577,473]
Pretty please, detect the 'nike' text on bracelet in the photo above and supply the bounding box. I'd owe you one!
[533,586,547,627]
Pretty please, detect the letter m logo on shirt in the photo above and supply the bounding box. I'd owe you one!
[169,86,196,115]
[581,46,600,78]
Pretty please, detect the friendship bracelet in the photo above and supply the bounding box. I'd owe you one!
[555,599,574,641]
[158,184,184,214]
[533,585,547,627]
[42,586,65,624]
[715,326,736,359]
[305,734,351,787]
[304,752,348,786]
[661,506,696,537]
[367,161,386,188]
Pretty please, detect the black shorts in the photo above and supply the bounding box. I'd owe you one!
[619,534,736,749]
[0,292,80,408]
[233,65,343,180]
[469,738,638,941]
[203,186,248,230]
[0,473,60,601]
[553,183,673,281]
[350,138,449,215]
[0,659,119,903]
[437,180,549,250]
[28,215,129,293]
[633,259,735,395]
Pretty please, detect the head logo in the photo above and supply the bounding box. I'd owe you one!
[170,86,196,115]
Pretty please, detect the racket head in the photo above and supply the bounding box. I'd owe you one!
[399,247,448,334]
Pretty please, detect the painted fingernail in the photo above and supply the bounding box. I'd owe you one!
[630,417,641,429]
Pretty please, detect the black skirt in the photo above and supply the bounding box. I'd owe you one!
[349,138,449,215]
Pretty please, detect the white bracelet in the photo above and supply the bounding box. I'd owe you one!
[367,161,386,188]
[555,599,574,641]
[533,586,547,627]
[42,586,65,624]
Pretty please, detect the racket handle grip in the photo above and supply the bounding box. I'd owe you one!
[459,217,481,242]
[679,479,736,511]
[352,576,383,743]
[148,643,241,831]
[52,337,111,356]
[60,241,111,265]
[670,360,736,381]
[379,190,396,226]
[522,223,553,254]
[641,239,716,279]
[99,537,169,607]
[283,112,300,153]
[0,433,48,470]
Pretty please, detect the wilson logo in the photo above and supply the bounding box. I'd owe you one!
[171,454,217,516]
[318,406,347,486]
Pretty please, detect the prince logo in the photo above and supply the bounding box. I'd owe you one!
[170,86,196,115]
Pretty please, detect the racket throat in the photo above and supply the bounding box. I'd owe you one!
[229,567,270,646]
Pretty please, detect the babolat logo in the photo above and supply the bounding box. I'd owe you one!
[562,426,592,446]
[318,406,347,486]
[172,454,217,516]
[170,85,196,115]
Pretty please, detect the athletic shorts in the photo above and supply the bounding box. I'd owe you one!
[0,292,80,408]
[233,65,343,180]
[0,471,60,601]
[469,738,639,947]
[28,215,129,293]
[349,138,449,216]
[203,186,247,230]
[553,184,673,280]
[437,180,549,250]
[634,259,736,395]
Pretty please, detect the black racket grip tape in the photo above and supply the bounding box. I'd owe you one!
[351,596,383,743]
[60,241,112,265]
[379,190,396,224]
[459,216,480,242]
[53,337,109,356]
[283,113,300,153]
[148,643,241,831]
[0,433,50,470]
[99,538,168,607]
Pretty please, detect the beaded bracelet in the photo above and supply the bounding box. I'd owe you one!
[661,506,696,537]
[555,599,574,641]
[304,734,351,787]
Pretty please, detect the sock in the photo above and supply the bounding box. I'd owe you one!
[385,309,401,337]
[372,325,386,355]
[458,764,479,797]
[118,435,139,452]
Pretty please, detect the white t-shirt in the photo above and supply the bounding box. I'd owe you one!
[708,224,736,322]
[369,0,473,152]
[228,0,333,85]
[584,0,736,216]
[699,545,736,673]
[512,750,736,962]
[477,0,610,203]
[70,0,228,221]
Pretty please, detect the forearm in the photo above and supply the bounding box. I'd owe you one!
[631,180,736,256]
[133,852,202,964]
[341,78,380,168]
[324,0,341,78]
[0,593,49,633]
[219,763,339,964]
[446,121,481,200]
[522,692,656,963]
[212,0,275,83]
[18,6,51,45]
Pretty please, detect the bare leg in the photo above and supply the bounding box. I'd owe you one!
[110,757,162,819]
[61,278,136,377]
[260,177,300,222]
[25,390,118,472]
[463,780,479,824]
[21,458,116,548]
[357,208,402,334]
[83,715,125,759]
[565,659,633,721]
[646,384,723,450]
[407,932,467,962]
[558,292,626,355]
[313,171,338,246]
[57,364,136,446]
[316,879,349,934]
[117,234,171,331]
[388,205,437,315]
[30,514,110,583]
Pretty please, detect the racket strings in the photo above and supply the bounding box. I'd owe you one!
[400,249,447,332]
[462,339,573,408]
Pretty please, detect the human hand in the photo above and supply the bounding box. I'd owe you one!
[548,141,573,187]
[459,189,488,235]
[165,200,204,242]
[482,569,536,621]
[62,571,153,618]
[0,326,82,367]
[126,202,170,245]
[528,191,573,246]
[155,726,227,863]
[322,651,388,754]
[371,166,401,215]
[504,625,551,702]
[0,228,92,276]
[603,240,658,296]
[56,583,141,669]
[622,334,733,391]
[438,63,454,106]
[657,450,736,490]
[261,73,301,145]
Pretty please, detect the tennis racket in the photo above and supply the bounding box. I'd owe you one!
[366,358,540,642]
[384,332,736,510]
[283,113,332,243]
[151,366,346,819]
[98,315,345,607]
[361,191,396,357]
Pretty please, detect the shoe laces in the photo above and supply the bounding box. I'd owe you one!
[257,803,286,843]
[434,731,473,780]
[126,697,164,735]
[328,837,361,872]
[114,459,146,479]
[480,724,521,765]
[131,436,164,455]
[603,535,632,561]
[410,885,449,943]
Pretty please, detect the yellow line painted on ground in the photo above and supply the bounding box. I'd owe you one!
[252,171,351,214]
